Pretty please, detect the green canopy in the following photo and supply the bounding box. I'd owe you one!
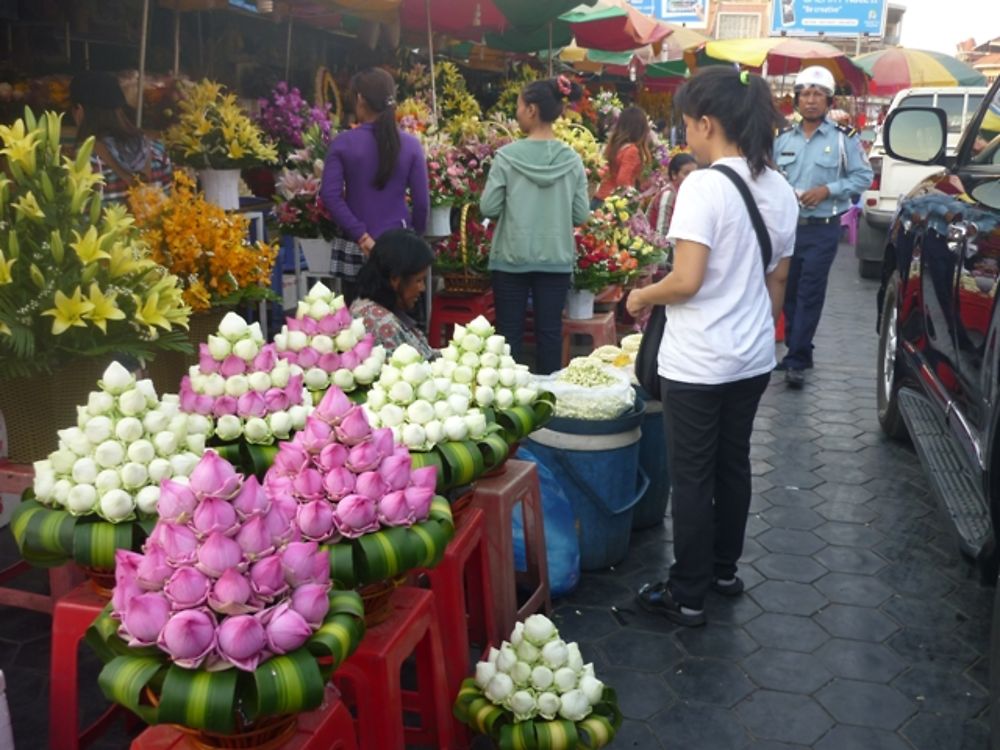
[485,24,573,53]
[492,0,598,28]
[646,59,689,78]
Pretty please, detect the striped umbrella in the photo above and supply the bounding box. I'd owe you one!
[853,48,988,95]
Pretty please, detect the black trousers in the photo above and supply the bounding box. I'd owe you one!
[661,372,770,609]
[491,271,571,375]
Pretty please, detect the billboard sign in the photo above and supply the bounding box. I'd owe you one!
[628,0,710,30]
[769,0,887,37]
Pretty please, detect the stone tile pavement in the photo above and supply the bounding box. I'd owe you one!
[0,244,993,749]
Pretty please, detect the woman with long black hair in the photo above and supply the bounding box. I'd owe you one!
[594,105,652,204]
[626,67,798,627]
[320,68,429,296]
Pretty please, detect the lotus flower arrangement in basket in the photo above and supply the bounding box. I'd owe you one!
[454,614,621,750]
[86,450,366,743]
[12,362,210,584]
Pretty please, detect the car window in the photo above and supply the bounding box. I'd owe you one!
[936,95,971,133]
[897,95,933,110]
[969,87,1000,166]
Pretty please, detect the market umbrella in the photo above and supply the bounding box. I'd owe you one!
[658,23,708,59]
[560,2,671,53]
[853,48,988,95]
[644,59,689,92]
[399,0,508,39]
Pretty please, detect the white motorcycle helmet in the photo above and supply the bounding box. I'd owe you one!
[793,66,836,96]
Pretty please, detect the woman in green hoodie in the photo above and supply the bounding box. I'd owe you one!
[480,76,590,374]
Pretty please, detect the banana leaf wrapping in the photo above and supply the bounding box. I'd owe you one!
[453,679,621,750]
[324,495,455,588]
[85,590,365,734]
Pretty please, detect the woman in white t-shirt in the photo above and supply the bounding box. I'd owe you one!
[626,67,798,628]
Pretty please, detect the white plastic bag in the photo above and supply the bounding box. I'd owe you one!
[535,361,636,421]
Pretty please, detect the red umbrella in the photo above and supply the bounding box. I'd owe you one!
[399,0,508,39]
[561,3,671,53]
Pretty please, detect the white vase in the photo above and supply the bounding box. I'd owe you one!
[566,289,596,320]
[427,204,453,238]
[296,237,333,276]
[199,168,241,211]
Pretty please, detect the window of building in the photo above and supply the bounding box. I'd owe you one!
[716,12,761,38]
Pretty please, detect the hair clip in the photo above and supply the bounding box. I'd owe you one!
[739,71,750,86]
[385,96,396,107]
[556,75,572,96]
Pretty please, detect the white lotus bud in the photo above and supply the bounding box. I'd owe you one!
[70,457,98,485]
[248,371,272,392]
[52,479,73,506]
[475,661,497,690]
[270,364,291,389]
[309,299,331,319]
[465,412,488,439]
[304,368,329,390]
[406,400,435,425]
[94,468,121,494]
[143,410,169,435]
[459,334,483,355]
[83,416,113,445]
[224,375,250,397]
[474,386,495,407]
[495,388,514,410]
[288,404,309,430]
[334,330,357,352]
[553,667,578,694]
[484,673,514,705]
[480,352,500,369]
[60,427,92,456]
[496,645,518,674]
[510,661,532,687]
[349,318,366,340]
[566,643,584,674]
[514,368,531,387]
[215,414,243,442]
[467,316,492,338]
[147,458,172,484]
[401,423,426,449]
[247,322,264,344]
[486,647,500,665]
[451,324,467,342]
[170,452,200,478]
[510,622,525,647]
[415,380,438,403]
[135,379,158,407]
[232,338,260,362]
[500,355,516,369]
[366,388,387,412]
[50,450,77,474]
[353,363,377,385]
[203,373,226,397]
[99,489,134,521]
[402,362,428,386]
[207,334,232,359]
[424,419,445,445]
[507,690,536,721]
[391,343,421,366]
[94,440,125,468]
[441,346,460,362]
[380,366,401,387]
[450,383,471,400]
[287,330,308,352]
[115,417,144,444]
[127,440,156,465]
[498,368,517,388]
[295,301,310,319]
[269,411,293,439]
[153,431,179,457]
[460,351,480,368]
[135,485,161,515]
[443,415,468,442]
[190,373,209,393]
[542,640,570,670]
[33,465,56,502]
[516,387,538,407]
[331,294,346,311]
[433,400,453,421]
[362,406,380,427]
[332,369,355,391]
[100,362,135,395]
[67,484,98,514]
[485,335,506,355]
[244,418,272,444]
[434,377,453,394]
[186,414,212,436]
[120,462,148,490]
[516,640,540,664]
[389,381,414,404]
[536,692,560,721]
[310,334,334,355]
[76,406,89,429]
[167,416,189,440]
[218,312,249,341]
[430,359,447,377]
[273,332,289,350]
[531,665,555,692]
[118,389,147,417]
[524,614,557,645]
[476,368,500,388]
[185,433,206,454]
[453,366,474,385]
[87,390,115,416]
[579,674,605,706]
[308,281,331,301]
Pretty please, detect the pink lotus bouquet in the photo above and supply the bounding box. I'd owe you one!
[274,282,386,395]
[111,450,331,671]
[264,387,438,543]
[179,312,311,445]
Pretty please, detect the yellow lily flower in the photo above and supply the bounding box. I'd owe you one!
[0,250,15,285]
[0,321,10,336]
[109,242,153,278]
[0,119,40,175]
[42,287,95,335]
[12,191,45,221]
[133,292,171,332]
[83,283,125,333]
[70,226,112,265]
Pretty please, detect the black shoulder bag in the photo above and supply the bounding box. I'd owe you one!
[634,164,774,400]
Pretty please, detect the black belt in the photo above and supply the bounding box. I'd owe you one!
[797,214,843,226]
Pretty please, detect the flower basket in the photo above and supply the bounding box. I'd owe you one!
[442,271,492,296]
[436,204,491,295]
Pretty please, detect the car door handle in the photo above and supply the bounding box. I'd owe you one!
[947,221,979,258]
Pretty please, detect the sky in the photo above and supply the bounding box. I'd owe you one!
[897,0,998,54]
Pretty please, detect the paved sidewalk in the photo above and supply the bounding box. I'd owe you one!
[553,245,993,749]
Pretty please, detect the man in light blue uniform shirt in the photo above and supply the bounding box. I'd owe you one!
[774,66,873,387]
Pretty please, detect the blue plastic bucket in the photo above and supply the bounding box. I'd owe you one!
[526,402,649,571]
[632,394,671,529]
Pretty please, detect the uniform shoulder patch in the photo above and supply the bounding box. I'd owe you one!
[834,123,857,138]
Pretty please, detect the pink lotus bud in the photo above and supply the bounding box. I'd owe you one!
[317,312,341,335]
[410,466,438,491]
[284,374,305,404]
[112,578,143,620]
[180,381,198,412]
[315,388,352,425]
[339,351,359,371]
[158,479,199,523]
[355,471,388,501]
[272,443,308,476]
[296,500,335,541]
[189,451,242,499]
[237,391,268,419]
[309,547,330,586]
[293,468,324,499]
[372,428,396,460]
[346,442,380,473]
[232,475,270,520]
[323,467,356,500]
[404,485,435,521]
[236,516,277,560]
[393,445,412,461]
[212,395,238,417]
[285,318,302,333]
[208,568,255,615]
[290,583,330,627]
[158,609,217,669]
[196,532,244,578]
[300,420,333,454]
[164,567,211,609]
[115,549,142,588]
[281,541,321,587]
[216,614,267,671]
[194,394,214,416]
[262,602,313,655]
[263,387,290,413]
[378,490,415,526]
[333,494,380,538]
[318,353,341,372]
[219,355,247,378]
[253,345,277,372]
[335,408,370,446]
[136,545,173,590]
[264,473,295,501]
[192,497,239,537]
[332,307,352,333]
[317,443,348,472]
[301,316,318,336]
[279,351,298,367]
[297,347,320,369]
[250,556,289,600]
[122,592,170,646]
[263,504,296,546]
[354,334,374,360]
[148,522,199,565]
[198,344,220,374]
[378,454,412,491]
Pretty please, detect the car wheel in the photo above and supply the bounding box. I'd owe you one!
[858,258,882,279]
[877,271,908,440]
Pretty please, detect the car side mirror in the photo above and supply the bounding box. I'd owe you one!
[883,107,948,165]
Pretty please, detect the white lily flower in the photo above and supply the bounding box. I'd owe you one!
[67,484,98,514]
[98,489,134,521]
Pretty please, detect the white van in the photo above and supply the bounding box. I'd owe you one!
[856,86,987,277]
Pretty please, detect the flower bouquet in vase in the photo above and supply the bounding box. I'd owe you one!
[86,450,366,746]
[263,387,454,625]
[455,614,621,749]
[12,362,210,592]
[273,282,386,400]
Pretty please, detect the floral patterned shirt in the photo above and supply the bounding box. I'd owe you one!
[349,298,436,360]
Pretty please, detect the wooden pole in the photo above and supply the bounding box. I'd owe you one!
[547,21,554,77]
[173,9,181,77]
[426,0,438,122]
[136,0,150,128]
[285,18,293,81]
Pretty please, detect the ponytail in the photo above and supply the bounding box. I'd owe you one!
[521,75,584,123]
[351,68,401,190]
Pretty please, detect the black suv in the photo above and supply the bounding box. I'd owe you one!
[875,77,1000,742]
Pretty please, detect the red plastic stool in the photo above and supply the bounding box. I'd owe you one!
[561,311,617,367]
[428,291,495,348]
[50,582,126,750]
[333,587,456,750]
[131,685,359,749]
[414,507,498,697]
[469,459,551,640]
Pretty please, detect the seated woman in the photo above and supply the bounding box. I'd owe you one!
[349,229,436,359]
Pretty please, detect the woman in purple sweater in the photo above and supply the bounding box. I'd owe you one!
[320,68,430,295]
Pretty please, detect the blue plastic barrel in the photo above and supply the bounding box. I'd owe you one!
[526,402,649,571]
[632,394,671,529]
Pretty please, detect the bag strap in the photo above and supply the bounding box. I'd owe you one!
[711,163,773,273]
